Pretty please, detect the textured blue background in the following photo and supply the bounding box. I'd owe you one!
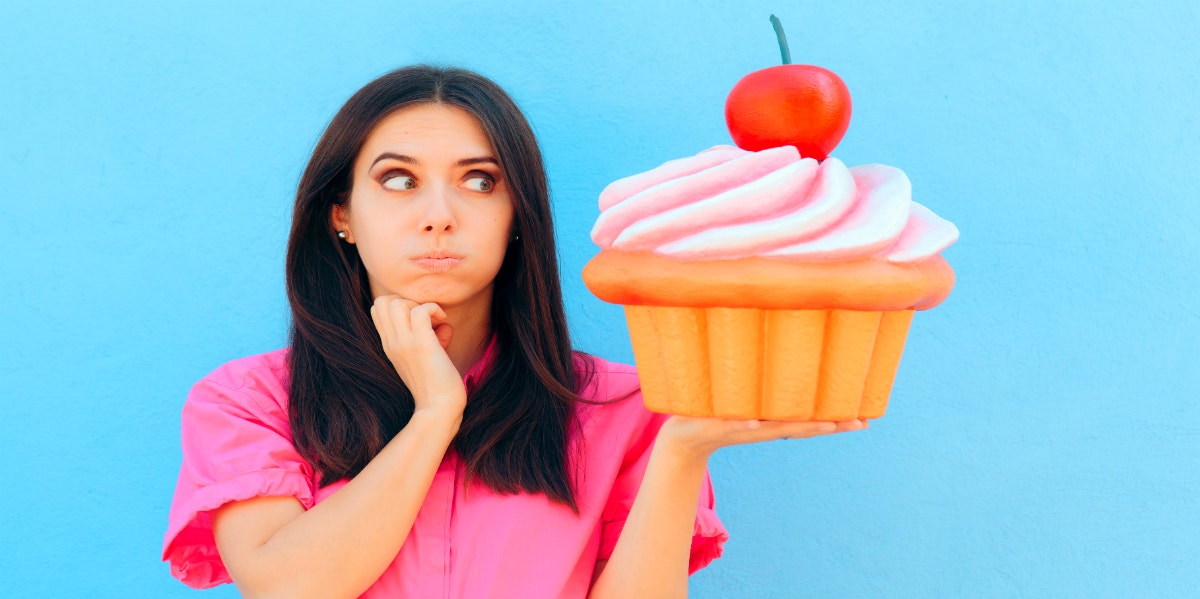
[2,1,1197,597]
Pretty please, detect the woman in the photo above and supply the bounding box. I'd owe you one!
[163,65,864,598]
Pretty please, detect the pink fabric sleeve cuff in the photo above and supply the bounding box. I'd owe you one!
[163,468,315,589]
[597,504,728,575]
[688,502,728,574]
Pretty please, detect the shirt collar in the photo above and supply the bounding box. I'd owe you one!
[462,335,498,392]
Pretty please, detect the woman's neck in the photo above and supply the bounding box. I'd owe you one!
[442,295,493,376]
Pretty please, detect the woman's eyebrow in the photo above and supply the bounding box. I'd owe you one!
[371,152,417,167]
[455,157,499,168]
[369,154,499,168]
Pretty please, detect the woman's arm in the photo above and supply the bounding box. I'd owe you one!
[586,437,709,599]
[588,416,866,599]
[213,297,467,599]
[213,408,460,599]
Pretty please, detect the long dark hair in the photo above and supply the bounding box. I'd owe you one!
[286,65,594,511]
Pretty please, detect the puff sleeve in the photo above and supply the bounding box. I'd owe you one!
[596,406,728,574]
[162,358,316,588]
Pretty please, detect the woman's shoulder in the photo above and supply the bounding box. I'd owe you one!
[574,353,662,432]
[574,352,642,402]
[187,348,291,417]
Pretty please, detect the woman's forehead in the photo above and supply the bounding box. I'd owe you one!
[359,104,495,162]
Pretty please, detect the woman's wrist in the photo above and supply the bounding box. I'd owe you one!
[406,406,463,443]
[652,426,717,469]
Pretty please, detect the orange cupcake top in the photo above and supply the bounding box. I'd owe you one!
[583,250,953,311]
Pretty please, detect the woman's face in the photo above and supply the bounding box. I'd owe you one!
[333,103,515,311]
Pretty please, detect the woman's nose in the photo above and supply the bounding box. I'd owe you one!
[419,185,457,233]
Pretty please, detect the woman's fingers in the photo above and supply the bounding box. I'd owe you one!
[384,297,420,333]
[661,415,870,457]
[407,302,444,333]
[762,419,864,437]
[770,420,865,444]
[421,302,449,327]
[375,296,441,335]
[371,296,406,342]
[372,296,449,355]
[369,303,382,337]
[408,303,454,347]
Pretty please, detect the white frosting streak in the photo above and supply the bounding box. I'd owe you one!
[597,145,746,211]
[883,202,960,263]
[766,164,911,260]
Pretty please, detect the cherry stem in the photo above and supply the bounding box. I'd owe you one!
[770,14,791,65]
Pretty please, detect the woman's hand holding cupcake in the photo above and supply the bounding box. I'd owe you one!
[657,415,868,461]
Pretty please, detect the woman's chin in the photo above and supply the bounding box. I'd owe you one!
[376,283,493,312]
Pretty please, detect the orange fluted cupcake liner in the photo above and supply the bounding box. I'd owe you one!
[583,250,953,421]
[623,306,914,420]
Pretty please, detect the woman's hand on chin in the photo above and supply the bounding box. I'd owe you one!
[370,295,467,419]
[656,415,868,462]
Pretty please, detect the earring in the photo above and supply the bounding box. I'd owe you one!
[511,234,520,242]
[338,231,347,239]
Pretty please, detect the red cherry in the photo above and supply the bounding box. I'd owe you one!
[724,16,852,161]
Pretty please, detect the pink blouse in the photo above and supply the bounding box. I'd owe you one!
[163,347,727,597]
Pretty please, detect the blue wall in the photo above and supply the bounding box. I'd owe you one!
[2,1,1197,596]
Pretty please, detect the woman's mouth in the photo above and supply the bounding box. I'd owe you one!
[413,254,463,272]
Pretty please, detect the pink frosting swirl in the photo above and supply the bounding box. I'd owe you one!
[591,146,958,263]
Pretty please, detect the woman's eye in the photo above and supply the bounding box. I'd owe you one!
[464,175,495,192]
[381,174,417,191]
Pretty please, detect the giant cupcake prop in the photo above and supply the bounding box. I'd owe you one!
[583,16,958,421]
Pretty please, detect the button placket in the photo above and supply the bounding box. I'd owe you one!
[419,456,455,599]
[443,453,459,599]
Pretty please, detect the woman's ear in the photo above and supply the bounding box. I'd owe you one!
[330,204,355,244]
